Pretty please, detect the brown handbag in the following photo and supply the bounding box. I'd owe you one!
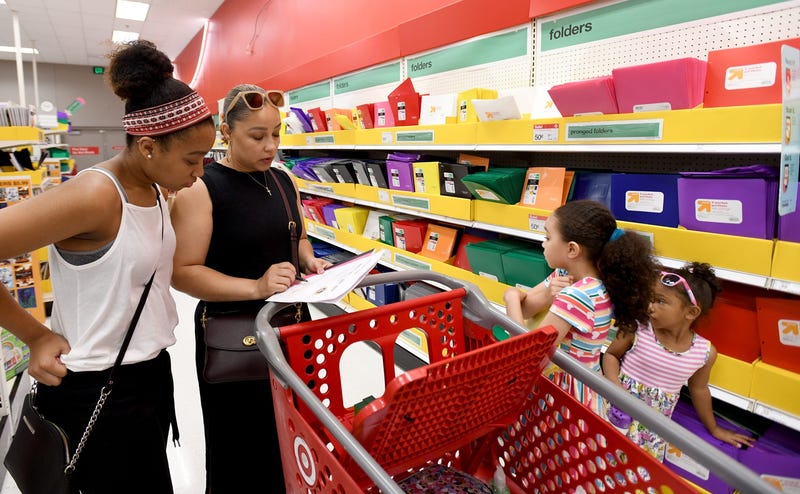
[201,168,309,384]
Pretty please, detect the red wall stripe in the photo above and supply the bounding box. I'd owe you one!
[174,0,600,110]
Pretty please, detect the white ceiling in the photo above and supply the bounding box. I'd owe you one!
[0,0,225,66]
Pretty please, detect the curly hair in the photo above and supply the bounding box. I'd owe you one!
[553,200,659,334]
[662,262,722,316]
[107,40,213,147]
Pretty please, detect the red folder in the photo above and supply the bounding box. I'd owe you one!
[307,107,327,132]
[388,78,421,126]
[705,37,800,108]
[612,58,706,113]
[547,75,618,116]
[357,103,375,129]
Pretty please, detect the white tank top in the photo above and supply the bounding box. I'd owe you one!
[49,167,178,371]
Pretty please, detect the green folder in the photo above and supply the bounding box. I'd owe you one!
[460,168,526,204]
[465,238,533,283]
[502,248,550,290]
[378,215,396,246]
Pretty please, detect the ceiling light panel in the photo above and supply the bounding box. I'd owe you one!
[115,1,150,22]
[112,30,140,43]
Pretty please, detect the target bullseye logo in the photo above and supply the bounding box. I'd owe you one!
[294,436,316,486]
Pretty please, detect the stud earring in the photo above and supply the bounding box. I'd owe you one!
[147,154,152,159]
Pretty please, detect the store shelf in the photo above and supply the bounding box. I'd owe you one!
[0,126,45,149]
[282,104,782,152]
[298,180,800,294]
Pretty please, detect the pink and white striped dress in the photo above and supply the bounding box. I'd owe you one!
[617,322,711,461]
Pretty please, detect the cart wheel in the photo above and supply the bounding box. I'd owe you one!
[294,435,317,486]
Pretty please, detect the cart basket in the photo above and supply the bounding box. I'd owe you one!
[256,270,781,494]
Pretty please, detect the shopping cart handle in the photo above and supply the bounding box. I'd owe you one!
[254,303,406,494]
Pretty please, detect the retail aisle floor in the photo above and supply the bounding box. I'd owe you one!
[2,289,392,493]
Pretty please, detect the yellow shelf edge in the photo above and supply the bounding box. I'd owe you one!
[306,219,509,305]
[282,105,781,148]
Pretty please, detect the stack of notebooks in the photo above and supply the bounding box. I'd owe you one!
[460,168,527,204]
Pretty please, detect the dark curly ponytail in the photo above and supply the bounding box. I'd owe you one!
[553,200,659,334]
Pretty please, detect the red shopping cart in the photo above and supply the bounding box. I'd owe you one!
[256,271,780,494]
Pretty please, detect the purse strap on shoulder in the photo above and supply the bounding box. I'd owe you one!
[269,168,300,273]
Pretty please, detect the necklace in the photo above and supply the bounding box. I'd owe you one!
[245,170,272,196]
[223,157,272,196]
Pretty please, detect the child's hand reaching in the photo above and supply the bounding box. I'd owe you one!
[710,426,755,449]
[548,275,574,297]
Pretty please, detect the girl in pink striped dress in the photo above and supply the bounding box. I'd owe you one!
[603,262,755,461]
[504,200,658,416]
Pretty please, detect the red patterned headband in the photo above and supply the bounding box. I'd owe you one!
[122,91,211,136]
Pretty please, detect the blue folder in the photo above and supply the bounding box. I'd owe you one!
[611,173,680,227]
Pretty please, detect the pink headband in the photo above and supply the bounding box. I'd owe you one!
[122,92,211,136]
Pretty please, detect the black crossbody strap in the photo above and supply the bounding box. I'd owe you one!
[269,168,300,272]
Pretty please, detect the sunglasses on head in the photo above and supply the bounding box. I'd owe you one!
[660,271,698,307]
[223,90,285,123]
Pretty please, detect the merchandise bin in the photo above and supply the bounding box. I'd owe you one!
[255,271,780,494]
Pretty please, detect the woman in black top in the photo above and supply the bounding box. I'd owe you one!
[171,84,331,493]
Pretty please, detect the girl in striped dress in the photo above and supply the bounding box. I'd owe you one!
[603,262,755,461]
[504,200,658,416]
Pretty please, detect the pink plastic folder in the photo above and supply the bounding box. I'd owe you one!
[612,57,707,113]
[547,75,618,116]
[373,101,396,128]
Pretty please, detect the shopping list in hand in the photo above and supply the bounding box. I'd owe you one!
[266,249,385,304]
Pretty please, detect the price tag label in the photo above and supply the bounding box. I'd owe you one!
[533,123,559,142]
[771,279,800,295]
[528,214,546,233]
[381,132,393,144]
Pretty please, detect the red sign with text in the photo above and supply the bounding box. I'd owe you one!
[70,146,100,155]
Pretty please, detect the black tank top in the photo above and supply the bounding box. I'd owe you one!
[202,161,301,313]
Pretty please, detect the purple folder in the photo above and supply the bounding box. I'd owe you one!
[289,107,314,133]
[385,160,415,192]
[664,400,752,494]
[291,157,332,182]
[322,203,346,228]
[677,165,778,239]
[739,422,800,488]
[387,151,421,162]
[778,204,800,242]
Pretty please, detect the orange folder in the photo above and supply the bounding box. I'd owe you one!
[419,224,459,263]
[519,167,566,211]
